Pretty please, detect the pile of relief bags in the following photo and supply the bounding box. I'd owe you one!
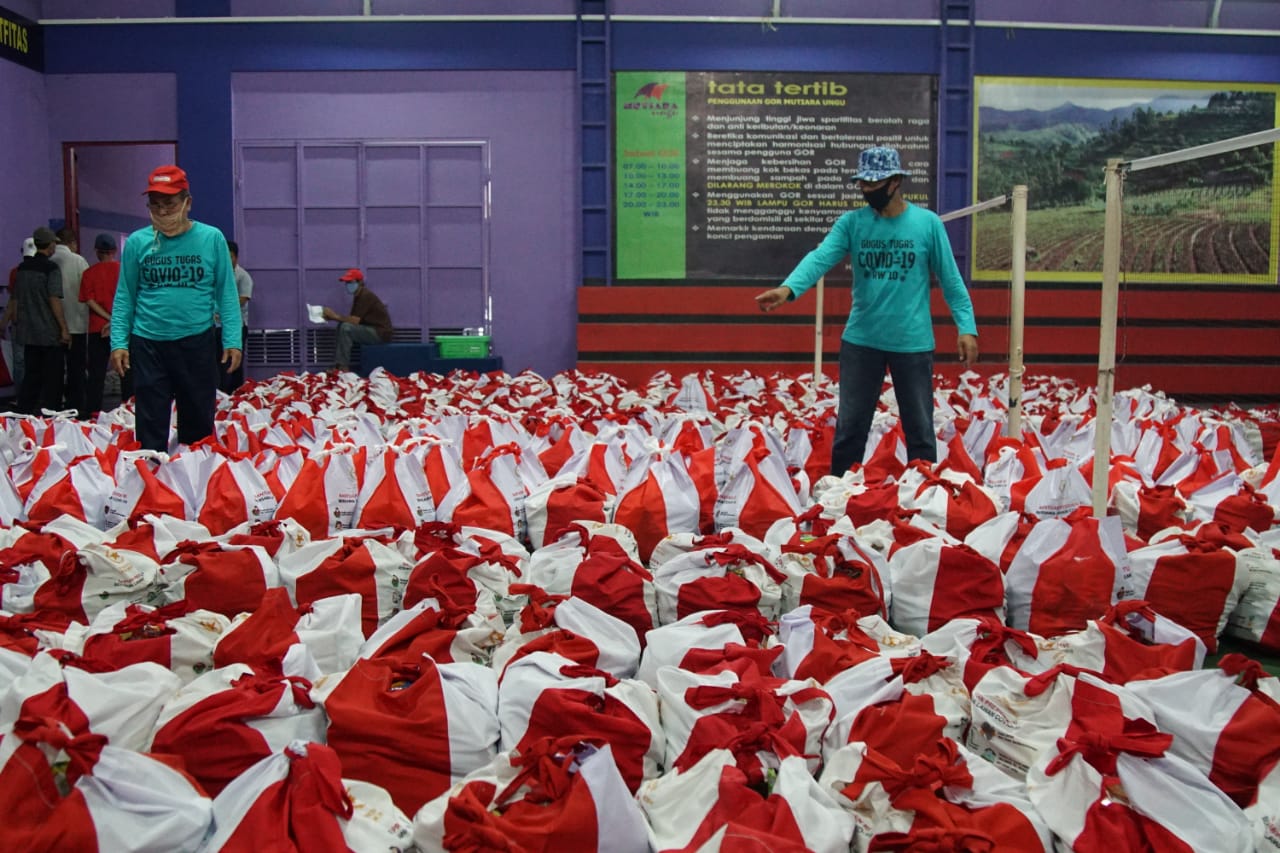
[1,366,1280,852]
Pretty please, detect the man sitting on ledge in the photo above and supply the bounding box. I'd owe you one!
[322,268,393,372]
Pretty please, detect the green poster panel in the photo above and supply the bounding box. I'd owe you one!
[615,72,687,279]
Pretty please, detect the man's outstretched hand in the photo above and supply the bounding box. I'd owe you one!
[755,286,791,313]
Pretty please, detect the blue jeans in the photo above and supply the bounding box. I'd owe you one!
[831,341,936,475]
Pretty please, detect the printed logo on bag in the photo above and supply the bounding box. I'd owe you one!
[971,693,1018,730]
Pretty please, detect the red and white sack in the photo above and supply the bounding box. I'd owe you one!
[147,661,326,797]
[1124,527,1250,651]
[274,446,363,537]
[277,536,413,637]
[1188,475,1278,535]
[102,454,188,529]
[0,610,73,671]
[0,717,212,852]
[202,741,414,853]
[496,650,663,791]
[196,454,281,534]
[523,527,658,641]
[492,594,641,679]
[352,444,439,531]
[219,517,312,559]
[1112,481,1191,540]
[902,469,1000,540]
[68,600,230,682]
[214,589,365,675]
[963,509,1036,573]
[158,540,280,618]
[23,454,115,530]
[655,665,832,783]
[358,594,505,666]
[0,651,181,751]
[611,447,702,563]
[638,749,855,853]
[413,739,650,853]
[1009,456,1093,520]
[775,531,891,619]
[1224,537,1280,650]
[648,527,779,572]
[653,543,787,626]
[819,738,1052,853]
[823,673,968,766]
[557,432,630,497]
[314,652,500,816]
[1126,655,1280,808]
[714,445,805,540]
[636,608,776,688]
[918,616,1052,691]
[436,442,536,541]
[887,539,1005,635]
[524,474,612,549]
[1004,510,1130,636]
[1025,684,1252,853]
[966,665,1153,781]
[981,437,1043,514]
[33,540,162,624]
[775,606,918,684]
[1054,599,1206,683]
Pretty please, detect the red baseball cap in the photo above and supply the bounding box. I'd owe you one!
[339,268,364,282]
[144,165,190,195]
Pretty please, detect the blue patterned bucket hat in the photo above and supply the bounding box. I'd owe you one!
[853,146,910,182]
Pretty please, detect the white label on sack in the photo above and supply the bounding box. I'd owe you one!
[103,488,135,529]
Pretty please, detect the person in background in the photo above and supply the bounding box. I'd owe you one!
[12,227,69,415]
[80,232,127,415]
[221,239,253,393]
[109,165,242,452]
[755,146,979,475]
[53,227,90,417]
[0,237,37,387]
[322,268,392,372]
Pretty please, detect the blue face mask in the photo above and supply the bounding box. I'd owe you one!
[344,281,360,295]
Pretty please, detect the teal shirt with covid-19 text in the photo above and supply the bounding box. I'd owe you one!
[110,221,243,352]
[780,202,977,353]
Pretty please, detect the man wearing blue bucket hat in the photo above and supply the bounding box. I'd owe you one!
[755,145,979,474]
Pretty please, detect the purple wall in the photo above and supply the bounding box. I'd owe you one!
[0,61,53,267]
[43,73,178,229]
[231,70,576,377]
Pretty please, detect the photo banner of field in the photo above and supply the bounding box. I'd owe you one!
[973,77,1280,284]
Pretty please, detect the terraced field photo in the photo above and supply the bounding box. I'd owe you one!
[973,79,1278,282]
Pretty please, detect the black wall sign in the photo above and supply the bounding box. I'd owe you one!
[0,5,42,72]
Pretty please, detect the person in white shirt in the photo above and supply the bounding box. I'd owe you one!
[53,227,90,417]
[221,240,254,393]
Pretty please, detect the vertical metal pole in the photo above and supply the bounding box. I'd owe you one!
[1091,160,1123,517]
[1006,185,1027,438]
[813,275,825,391]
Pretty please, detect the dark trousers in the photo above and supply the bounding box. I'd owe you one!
[86,331,131,415]
[218,325,247,394]
[64,332,88,417]
[17,344,65,416]
[831,341,937,475]
[131,328,218,452]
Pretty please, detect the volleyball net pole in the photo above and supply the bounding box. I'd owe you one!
[1007,184,1029,439]
[812,276,825,395]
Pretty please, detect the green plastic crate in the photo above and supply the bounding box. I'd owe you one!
[436,335,491,358]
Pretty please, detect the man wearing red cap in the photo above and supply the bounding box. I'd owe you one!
[321,268,393,372]
[109,165,242,451]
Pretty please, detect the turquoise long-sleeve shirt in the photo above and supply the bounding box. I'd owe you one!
[781,203,977,353]
[110,221,243,352]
